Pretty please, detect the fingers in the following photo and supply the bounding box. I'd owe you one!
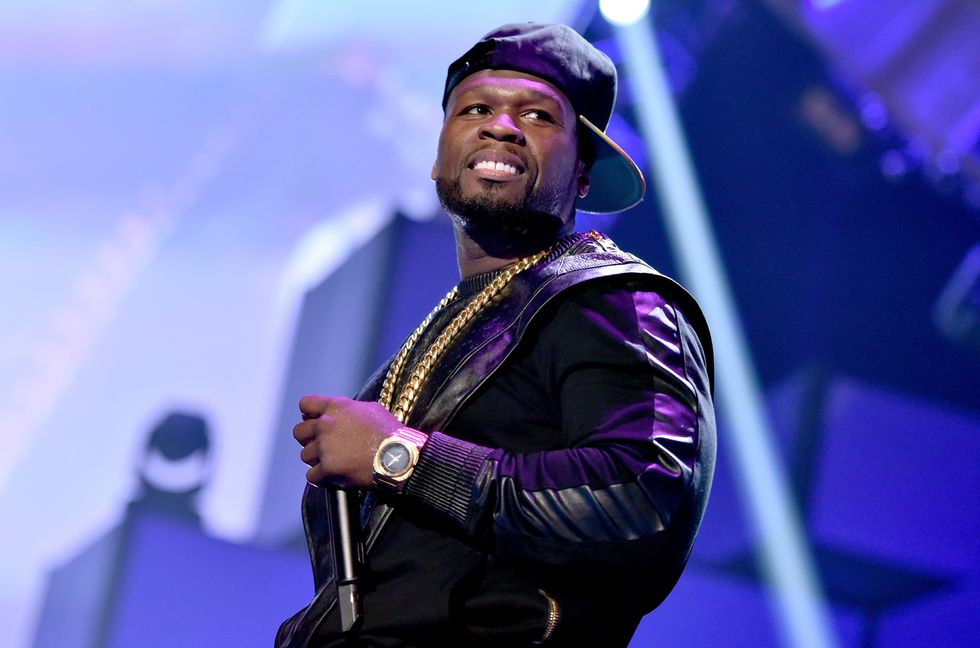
[298,431,327,486]
[298,394,356,419]
[299,442,319,466]
[306,463,326,487]
[294,395,375,489]
[299,394,331,419]
[299,394,328,419]
[306,463,353,489]
[293,419,318,446]
[294,416,341,487]
[304,454,340,488]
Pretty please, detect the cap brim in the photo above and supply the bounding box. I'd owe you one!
[575,115,646,214]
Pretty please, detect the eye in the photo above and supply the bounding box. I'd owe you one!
[523,109,555,123]
[461,104,490,116]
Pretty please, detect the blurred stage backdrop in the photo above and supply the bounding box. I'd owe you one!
[1,1,978,647]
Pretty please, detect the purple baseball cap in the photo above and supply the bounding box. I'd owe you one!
[442,23,646,214]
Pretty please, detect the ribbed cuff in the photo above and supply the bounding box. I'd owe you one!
[405,431,493,528]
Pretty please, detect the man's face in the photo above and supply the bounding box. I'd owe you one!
[432,69,589,250]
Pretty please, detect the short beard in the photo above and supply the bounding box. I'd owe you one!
[435,176,572,258]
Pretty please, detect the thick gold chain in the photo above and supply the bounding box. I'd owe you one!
[378,246,553,423]
[376,286,459,418]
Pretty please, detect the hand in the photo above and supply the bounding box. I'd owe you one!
[293,395,401,488]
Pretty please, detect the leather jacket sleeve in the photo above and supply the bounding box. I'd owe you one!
[403,280,716,579]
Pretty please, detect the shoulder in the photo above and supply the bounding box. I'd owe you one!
[531,239,714,393]
[538,275,698,360]
[530,231,706,334]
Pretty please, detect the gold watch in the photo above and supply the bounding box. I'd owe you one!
[372,428,428,494]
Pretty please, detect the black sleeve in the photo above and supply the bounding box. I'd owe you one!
[404,279,716,577]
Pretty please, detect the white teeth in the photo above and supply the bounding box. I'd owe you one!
[474,160,519,175]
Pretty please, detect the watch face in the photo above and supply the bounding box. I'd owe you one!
[380,442,412,476]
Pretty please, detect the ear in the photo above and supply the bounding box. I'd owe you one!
[431,161,437,182]
[575,161,590,199]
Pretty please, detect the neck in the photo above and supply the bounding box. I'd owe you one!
[453,222,573,279]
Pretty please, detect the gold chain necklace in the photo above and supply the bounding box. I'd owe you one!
[378,245,554,423]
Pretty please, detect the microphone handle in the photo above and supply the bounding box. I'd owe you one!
[330,487,363,633]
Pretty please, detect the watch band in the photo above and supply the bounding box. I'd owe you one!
[372,427,428,494]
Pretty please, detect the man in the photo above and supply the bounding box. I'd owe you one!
[277,23,715,647]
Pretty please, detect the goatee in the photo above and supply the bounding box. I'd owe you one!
[435,177,571,258]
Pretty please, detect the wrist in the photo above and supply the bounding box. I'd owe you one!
[372,427,428,494]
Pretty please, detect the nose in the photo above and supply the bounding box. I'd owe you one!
[480,112,525,145]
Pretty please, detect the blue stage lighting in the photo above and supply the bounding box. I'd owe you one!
[599,0,650,27]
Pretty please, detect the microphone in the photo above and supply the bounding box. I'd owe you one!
[328,487,363,633]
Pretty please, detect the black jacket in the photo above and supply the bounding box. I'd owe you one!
[277,232,715,647]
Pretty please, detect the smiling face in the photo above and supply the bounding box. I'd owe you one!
[432,69,590,255]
